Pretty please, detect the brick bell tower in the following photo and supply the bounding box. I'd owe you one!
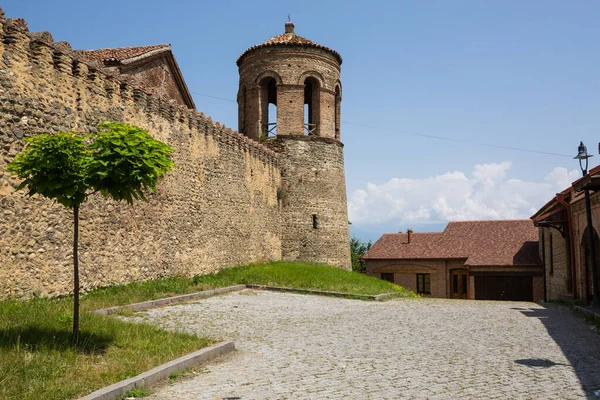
[237,21,351,269]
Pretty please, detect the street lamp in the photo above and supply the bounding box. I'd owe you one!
[574,141,600,308]
[575,141,592,174]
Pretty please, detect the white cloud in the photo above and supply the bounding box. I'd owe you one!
[348,163,579,227]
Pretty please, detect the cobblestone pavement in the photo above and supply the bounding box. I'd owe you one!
[129,291,600,399]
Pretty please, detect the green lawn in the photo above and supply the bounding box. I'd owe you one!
[84,261,415,311]
[0,261,414,400]
[190,261,415,297]
[0,297,212,400]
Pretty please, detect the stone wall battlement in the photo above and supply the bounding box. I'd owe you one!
[0,7,283,298]
[0,8,277,167]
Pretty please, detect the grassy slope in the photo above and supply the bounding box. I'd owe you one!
[0,261,414,400]
[84,261,416,310]
[191,261,415,296]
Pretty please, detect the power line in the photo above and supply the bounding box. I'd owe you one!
[190,90,573,158]
[341,121,573,158]
[190,91,237,103]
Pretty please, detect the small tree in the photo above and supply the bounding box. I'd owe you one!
[350,237,372,274]
[7,122,174,342]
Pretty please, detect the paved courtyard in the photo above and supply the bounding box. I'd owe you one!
[129,290,600,399]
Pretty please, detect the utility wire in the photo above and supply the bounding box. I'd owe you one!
[190,91,237,103]
[341,121,573,158]
[190,90,573,158]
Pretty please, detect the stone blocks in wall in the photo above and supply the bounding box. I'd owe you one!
[271,136,351,269]
[0,7,281,298]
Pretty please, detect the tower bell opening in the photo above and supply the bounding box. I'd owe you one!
[304,77,320,136]
[260,77,278,137]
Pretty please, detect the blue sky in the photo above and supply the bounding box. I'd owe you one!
[4,1,599,241]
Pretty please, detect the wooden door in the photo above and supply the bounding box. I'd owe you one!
[474,276,533,301]
[451,270,468,299]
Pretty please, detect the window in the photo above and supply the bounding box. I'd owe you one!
[312,214,318,229]
[416,273,431,294]
[381,273,394,283]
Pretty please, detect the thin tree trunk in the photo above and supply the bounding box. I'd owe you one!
[72,205,80,344]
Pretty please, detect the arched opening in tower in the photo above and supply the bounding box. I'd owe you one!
[335,86,341,140]
[304,77,320,136]
[260,77,277,137]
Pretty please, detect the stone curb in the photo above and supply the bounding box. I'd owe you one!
[575,305,600,320]
[93,284,398,317]
[93,285,247,316]
[245,284,396,301]
[78,341,235,400]
[372,292,399,301]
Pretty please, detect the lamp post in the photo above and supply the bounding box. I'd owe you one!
[574,141,600,308]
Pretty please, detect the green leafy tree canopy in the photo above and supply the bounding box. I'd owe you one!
[7,122,174,342]
[87,122,174,204]
[7,132,89,208]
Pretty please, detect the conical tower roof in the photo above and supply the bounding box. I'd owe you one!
[237,22,342,66]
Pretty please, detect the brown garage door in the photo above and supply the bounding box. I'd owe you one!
[475,276,533,302]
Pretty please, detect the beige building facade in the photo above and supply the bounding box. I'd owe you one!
[532,166,600,303]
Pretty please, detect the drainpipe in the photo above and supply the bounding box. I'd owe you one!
[557,193,578,299]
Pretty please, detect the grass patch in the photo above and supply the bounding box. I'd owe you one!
[168,370,187,384]
[82,261,415,311]
[191,261,416,297]
[123,386,149,398]
[0,296,213,400]
[0,261,413,399]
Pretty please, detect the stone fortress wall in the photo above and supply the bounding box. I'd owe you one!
[0,11,283,298]
[0,10,352,299]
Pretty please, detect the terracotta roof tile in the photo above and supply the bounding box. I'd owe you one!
[237,28,342,66]
[79,44,170,62]
[363,220,540,267]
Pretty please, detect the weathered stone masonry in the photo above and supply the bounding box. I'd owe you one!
[0,11,351,298]
[237,22,351,270]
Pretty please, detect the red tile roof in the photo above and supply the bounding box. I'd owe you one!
[237,28,342,66]
[79,44,170,62]
[363,220,540,267]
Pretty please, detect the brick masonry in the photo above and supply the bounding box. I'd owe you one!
[0,11,351,298]
[120,55,187,108]
[541,227,572,300]
[367,258,543,301]
[536,189,600,302]
[237,23,351,269]
[571,190,600,300]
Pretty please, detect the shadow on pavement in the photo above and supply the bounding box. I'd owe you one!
[516,306,600,399]
[515,358,567,368]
